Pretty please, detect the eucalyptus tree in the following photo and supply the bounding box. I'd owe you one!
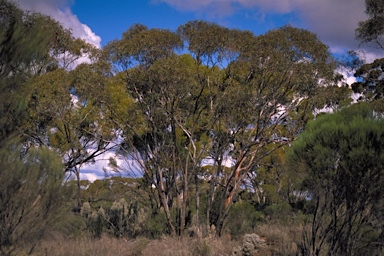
[0,0,118,206]
[0,0,62,143]
[179,23,336,236]
[351,57,384,112]
[356,0,384,50]
[106,24,188,236]
[106,21,337,237]
[24,54,123,207]
[176,21,259,236]
[352,0,384,112]
[0,0,105,145]
[0,5,73,251]
[109,22,254,237]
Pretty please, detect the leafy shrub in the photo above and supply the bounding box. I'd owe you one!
[226,201,264,238]
[0,146,66,254]
[264,203,292,223]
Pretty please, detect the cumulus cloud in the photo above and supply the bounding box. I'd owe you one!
[78,152,120,182]
[16,0,101,48]
[294,0,365,52]
[78,150,142,182]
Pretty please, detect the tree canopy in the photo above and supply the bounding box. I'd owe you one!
[356,0,384,50]
[104,21,337,236]
[289,103,384,255]
[4,0,384,253]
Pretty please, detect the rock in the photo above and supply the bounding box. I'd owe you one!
[232,233,266,256]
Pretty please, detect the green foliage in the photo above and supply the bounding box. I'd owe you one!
[105,20,337,237]
[52,210,86,238]
[225,202,263,238]
[354,0,384,112]
[289,103,384,255]
[352,57,384,111]
[313,85,352,111]
[250,145,295,206]
[0,0,51,141]
[0,1,356,243]
[0,141,65,254]
[0,1,108,205]
[356,0,384,50]
[0,0,53,79]
[80,197,149,239]
[106,24,182,69]
[78,177,154,239]
[264,203,292,223]
[143,211,168,239]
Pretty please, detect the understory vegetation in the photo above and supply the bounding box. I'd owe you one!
[2,0,384,255]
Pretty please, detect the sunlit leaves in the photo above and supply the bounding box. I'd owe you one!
[106,24,182,70]
[105,21,338,236]
[352,58,384,111]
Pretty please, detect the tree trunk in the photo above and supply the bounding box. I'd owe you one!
[157,170,176,236]
[195,168,201,238]
[75,166,81,208]
[180,157,188,238]
[206,159,222,236]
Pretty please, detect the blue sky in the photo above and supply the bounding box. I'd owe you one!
[17,0,379,57]
[68,0,302,47]
[15,0,383,181]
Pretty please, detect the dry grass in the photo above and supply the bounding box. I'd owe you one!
[32,235,141,256]
[31,234,240,256]
[254,224,301,256]
[24,223,302,256]
[140,236,239,256]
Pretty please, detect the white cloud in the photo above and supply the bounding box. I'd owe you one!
[81,24,102,48]
[78,154,116,182]
[16,0,101,48]
[79,150,143,182]
[336,66,356,86]
[292,0,367,53]
[359,51,383,64]
[79,173,101,183]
